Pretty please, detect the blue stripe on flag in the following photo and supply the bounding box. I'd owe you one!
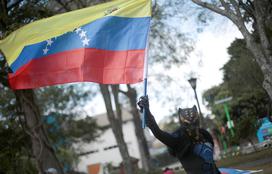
[11,16,150,72]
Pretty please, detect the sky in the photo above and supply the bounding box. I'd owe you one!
[84,4,243,123]
[145,16,243,122]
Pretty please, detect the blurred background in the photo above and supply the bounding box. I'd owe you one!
[1,0,272,174]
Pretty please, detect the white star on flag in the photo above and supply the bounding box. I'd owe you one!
[46,39,53,46]
[75,28,82,34]
[82,38,90,47]
[79,31,87,39]
[43,47,49,55]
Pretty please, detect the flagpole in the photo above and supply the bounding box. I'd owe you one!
[141,0,152,129]
[142,54,148,129]
[142,32,150,129]
[142,23,150,129]
[142,23,151,129]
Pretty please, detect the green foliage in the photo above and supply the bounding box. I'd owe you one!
[0,87,37,173]
[230,91,268,145]
[0,87,16,117]
[40,98,100,171]
[0,0,53,34]
[36,85,95,115]
[203,84,232,125]
[35,84,100,171]
[0,55,9,87]
[0,76,99,173]
[223,39,264,97]
[203,38,271,146]
[0,85,100,173]
[150,1,194,68]
[44,113,100,144]
[234,114,258,142]
[0,118,37,174]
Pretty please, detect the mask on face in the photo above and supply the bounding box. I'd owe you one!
[178,105,200,140]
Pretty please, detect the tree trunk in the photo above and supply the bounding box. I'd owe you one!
[111,85,123,125]
[191,0,272,102]
[243,34,272,102]
[15,89,63,174]
[124,85,152,172]
[99,84,134,174]
[262,71,272,100]
[244,0,272,101]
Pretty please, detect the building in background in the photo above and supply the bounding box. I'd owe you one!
[76,109,153,173]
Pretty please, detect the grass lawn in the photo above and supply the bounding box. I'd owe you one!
[216,148,272,174]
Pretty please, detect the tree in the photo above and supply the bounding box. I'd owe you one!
[0,86,37,173]
[119,85,152,172]
[223,39,265,97]
[15,90,64,173]
[191,0,272,102]
[230,92,264,149]
[203,84,231,128]
[1,5,100,171]
[223,39,271,118]
[0,82,100,173]
[42,112,100,172]
[100,84,134,174]
[35,85,101,171]
[0,1,64,173]
[203,38,271,146]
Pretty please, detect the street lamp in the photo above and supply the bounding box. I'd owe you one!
[188,77,204,127]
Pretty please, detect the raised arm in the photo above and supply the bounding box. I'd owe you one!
[137,96,179,148]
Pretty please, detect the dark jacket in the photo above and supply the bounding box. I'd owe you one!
[146,111,221,174]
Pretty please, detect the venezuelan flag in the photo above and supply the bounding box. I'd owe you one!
[0,0,151,89]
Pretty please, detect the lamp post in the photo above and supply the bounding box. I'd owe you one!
[188,77,204,127]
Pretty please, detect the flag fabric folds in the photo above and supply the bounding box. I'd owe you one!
[0,0,151,89]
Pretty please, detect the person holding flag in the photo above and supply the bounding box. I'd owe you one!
[138,96,221,174]
[0,0,262,173]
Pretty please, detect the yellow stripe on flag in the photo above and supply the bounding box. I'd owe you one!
[0,0,151,66]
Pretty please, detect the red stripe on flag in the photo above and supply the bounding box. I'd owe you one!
[8,48,145,89]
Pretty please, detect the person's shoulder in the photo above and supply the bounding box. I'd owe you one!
[171,127,187,137]
[199,128,214,144]
[199,128,210,134]
[171,127,191,144]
